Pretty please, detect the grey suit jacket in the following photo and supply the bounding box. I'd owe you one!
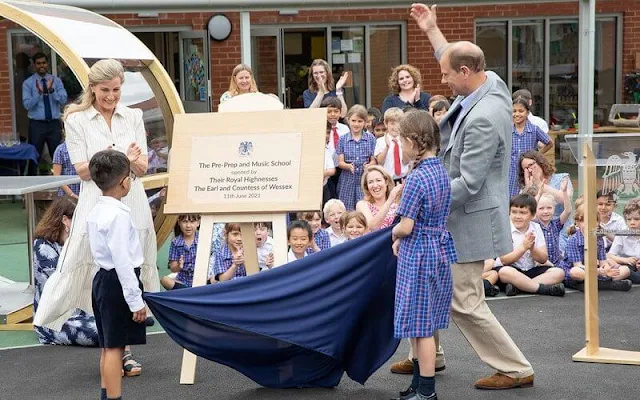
[439,71,513,263]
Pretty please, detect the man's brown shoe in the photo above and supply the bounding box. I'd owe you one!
[390,359,413,374]
[474,373,534,390]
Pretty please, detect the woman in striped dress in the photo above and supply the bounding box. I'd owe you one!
[34,59,159,347]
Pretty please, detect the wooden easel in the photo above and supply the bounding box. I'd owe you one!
[162,94,326,384]
[572,143,640,365]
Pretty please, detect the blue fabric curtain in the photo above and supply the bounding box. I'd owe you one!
[144,226,400,388]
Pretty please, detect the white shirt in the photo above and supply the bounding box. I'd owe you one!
[601,212,627,248]
[374,135,410,180]
[324,146,336,186]
[496,221,546,271]
[528,113,549,134]
[257,236,274,271]
[328,122,349,152]
[86,196,144,312]
[326,226,346,247]
[287,249,307,263]
[609,235,640,258]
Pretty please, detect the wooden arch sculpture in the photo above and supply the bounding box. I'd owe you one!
[0,0,183,245]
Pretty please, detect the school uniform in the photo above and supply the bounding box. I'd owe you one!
[374,135,410,182]
[287,249,308,263]
[168,232,199,288]
[327,122,350,197]
[87,196,146,348]
[213,245,247,281]
[495,221,548,278]
[325,226,346,247]
[394,158,456,339]
[561,230,607,283]
[509,120,551,198]
[52,142,80,197]
[336,131,376,210]
[536,218,564,266]
[257,236,274,271]
[528,113,549,134]
[306,229,331,255]
[600,212,627,250]
[323,145,337,205]
[608,234,640,283]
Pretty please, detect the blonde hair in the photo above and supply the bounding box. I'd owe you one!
[537,193,556,206]
[323,199,346,217]
[227,64,258,96]
[307,59,335,93]
[361,165,394,202]
[383,107,404,124]
[346,104,368,122]
[388,64,422,94]
[63,59,124,120]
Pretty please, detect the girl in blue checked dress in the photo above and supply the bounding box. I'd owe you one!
[337,104,376,210]
[391,110,455,400]
[160,214,201,290]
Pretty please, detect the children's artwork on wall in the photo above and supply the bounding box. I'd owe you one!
[185,45,205,98]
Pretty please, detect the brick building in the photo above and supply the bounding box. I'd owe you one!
[0,1,633,139]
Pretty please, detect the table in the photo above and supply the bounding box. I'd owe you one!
[0,176,81,285]
[0,143,38,176]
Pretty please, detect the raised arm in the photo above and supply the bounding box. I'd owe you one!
[410,4,449,56]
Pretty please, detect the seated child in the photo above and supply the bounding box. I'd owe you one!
[324,199,347,246]
[495,194,566,297]
[483,259,500,297]
[562,205,632,291]
[375,107,410,184]
[607,199,640,285]
[147,136,169,174]
[212,223,247,282]
[255,222,275,271]
[161,214,201,290]
[323,121,337,206]
[288,220,312,262]
[340,210,368,240]
[597,190,626,251]
[298,211,330,255]
[535,179,572,267]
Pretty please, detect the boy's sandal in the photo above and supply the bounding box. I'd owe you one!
[123,350,142,377]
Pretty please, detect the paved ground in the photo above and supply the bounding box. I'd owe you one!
[1,288,638,400]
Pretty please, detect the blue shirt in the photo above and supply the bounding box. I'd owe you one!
[213,245,247,281]
[381,91,430,114]
[168,232,199,288]
[22,73,68,120]
[303,89,338,108]
[52,142,80,197]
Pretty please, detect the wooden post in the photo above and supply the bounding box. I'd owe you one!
[582,143,599,354]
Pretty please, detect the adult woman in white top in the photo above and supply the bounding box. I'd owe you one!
[219,64,259,104]
[34,59,159,334]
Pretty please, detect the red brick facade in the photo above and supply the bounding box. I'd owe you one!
[0,1,638,132]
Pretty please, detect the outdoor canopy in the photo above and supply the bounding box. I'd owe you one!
[144,227,401,388]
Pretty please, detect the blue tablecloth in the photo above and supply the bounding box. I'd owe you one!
[0,143,39,163]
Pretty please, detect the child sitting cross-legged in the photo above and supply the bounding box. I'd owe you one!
[535,179,572,267]
[212,223,247,282]
[495,194,566,297]
[562,204,632,291]
[606,199,640,285]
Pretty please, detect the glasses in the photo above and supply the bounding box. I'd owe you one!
[523,161,537,170]
[120,170,136,185]
[313,71,326,76]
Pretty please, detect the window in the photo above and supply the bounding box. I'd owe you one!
[369,25,402,110]
[476,17,620,126]
[331,26,366,107]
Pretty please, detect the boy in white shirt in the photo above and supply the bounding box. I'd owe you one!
[597,190,627,251]
[86,150,146,400]
[287,220,312,263]
[607,199,640,284]
[495,194,565,296]
[324,199,347,246]
[375,107,410,184]
[323,97,349,152]
[255,222,275,271]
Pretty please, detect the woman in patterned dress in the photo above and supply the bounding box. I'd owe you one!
[356,165,403,231]
[34,60,159,366]
[219,64,258,104]
[336,105,377,211]
[391,110,456,400]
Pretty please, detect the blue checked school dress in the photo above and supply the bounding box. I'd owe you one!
[561,230,607,283]
[509,120,551,198]
[337,132,376,210]
[394,157,456,338]
[168,232,199,288]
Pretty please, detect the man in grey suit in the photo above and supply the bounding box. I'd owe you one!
[410,3,535,390]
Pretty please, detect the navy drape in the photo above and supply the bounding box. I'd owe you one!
[144,226,400,388]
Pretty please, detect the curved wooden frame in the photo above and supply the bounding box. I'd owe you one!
[0,0,183,245]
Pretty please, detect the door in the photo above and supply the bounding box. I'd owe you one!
[179,31,210,113]
[282,28,327,109]
[251,27,284,104]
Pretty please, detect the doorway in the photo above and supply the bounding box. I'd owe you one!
[251,27,326,108]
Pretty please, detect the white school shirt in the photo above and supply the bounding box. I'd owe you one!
[324,146,336,186]
[328,122,350,152]
[86,196,144,312]
[495,221,546,271]
[528,113,549,134]
[609,235,640,258]
[601,212,627,248]
[287,249,308,263]
[257,236,274,271]
[326,226,347,247]
[374,135,410,180]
